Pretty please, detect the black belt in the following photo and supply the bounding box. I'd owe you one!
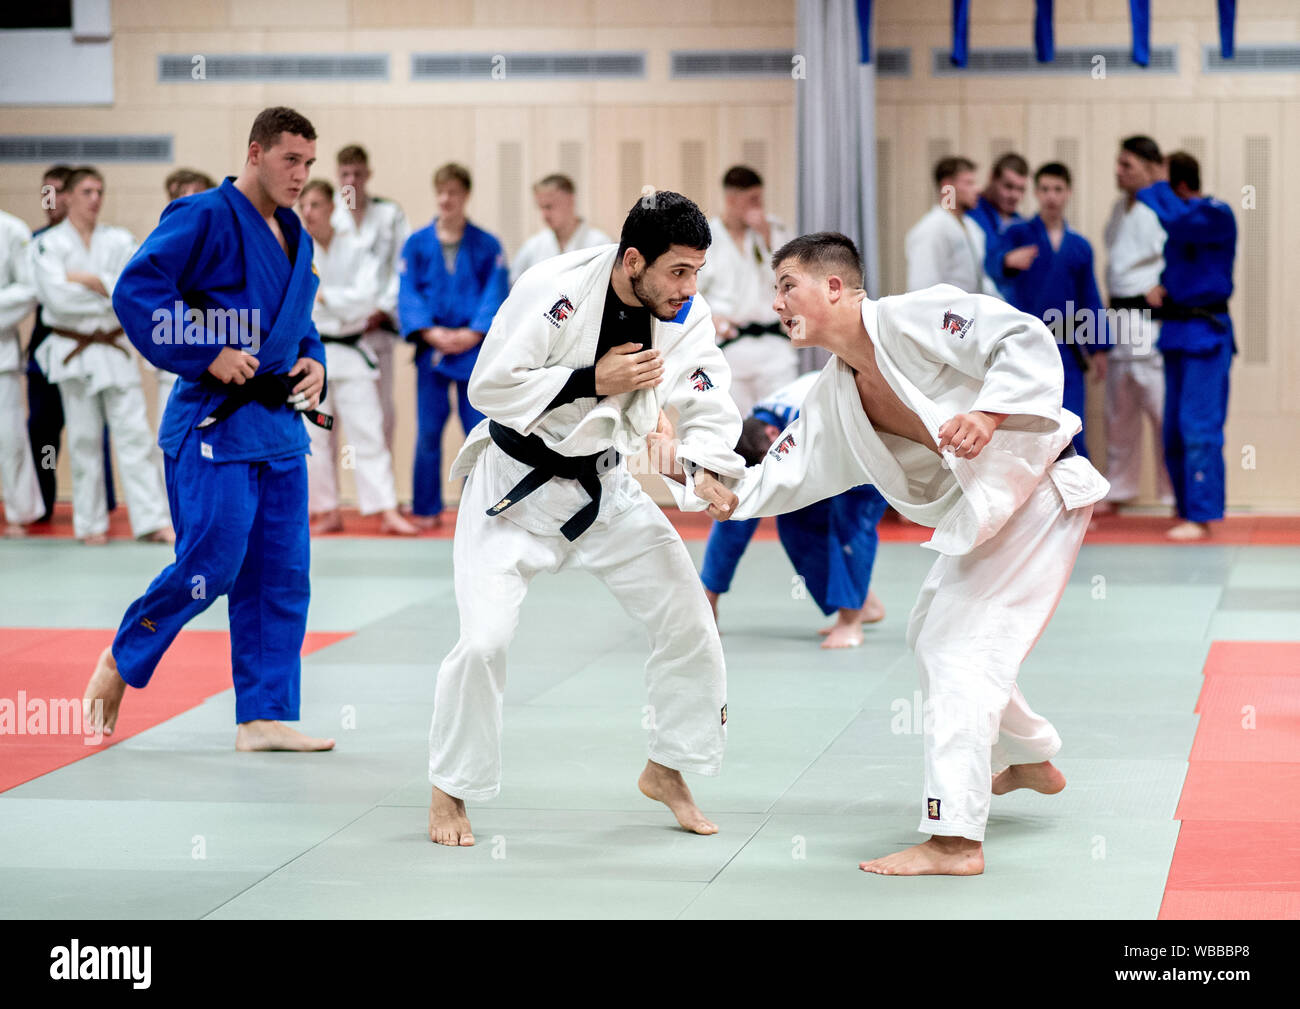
[487,420,618,541]
[197,372,332,431]
[719,322,785,349]
[1109,296,1230,332]
[1055,444,1076,463]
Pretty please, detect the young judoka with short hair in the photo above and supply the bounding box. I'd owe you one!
[427,191,745,846]
[664,232,1109,875]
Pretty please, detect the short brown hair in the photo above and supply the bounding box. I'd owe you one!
[164,168,216,199]
[434,162,472,192]
[534,173,574,194]
[301,178,334,201]
[772,231,864,288]
[934,156,976,188]
[64,166,103,192]
[43,164,74,187]
[1167,151,1201,192]
[723,165,763,190]
[337,144,368,167]
[248,106,317,151]
[992,152,1029,179]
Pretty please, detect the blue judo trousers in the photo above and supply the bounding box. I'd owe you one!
[397,220,508,515]
[109,178,325,723]
[1136,180,1238,523]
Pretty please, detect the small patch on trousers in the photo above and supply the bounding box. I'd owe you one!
[927,798,941,820]
[720,704,727,726]
[200,442,214,460]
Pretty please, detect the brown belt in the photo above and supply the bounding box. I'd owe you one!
[51,327,127,366]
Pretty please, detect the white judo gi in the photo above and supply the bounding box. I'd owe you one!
[1103,196,1172,504]
[306,228,404,516]
[673,285,1110,841]
[904,205,999,298]
[428,244,746,800]
[29,220,169,540]
[697,215,798,417]
[509,220,612,287]
[0,210,44,526]
[331,195,408,448]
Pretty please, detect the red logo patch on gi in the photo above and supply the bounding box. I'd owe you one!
[690,367,714,391]
[927,798,941,820]
[942,310,973,340]
[769,433,796,459]
[544,295,574,328]
[721,704,727,726]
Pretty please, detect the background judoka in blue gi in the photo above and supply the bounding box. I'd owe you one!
[966,152,1029,303]
[986,162,1110,458]
[397,163,508,521]
[699,371,889,649]
[86,107,334,749]
[1136,151,1237,534]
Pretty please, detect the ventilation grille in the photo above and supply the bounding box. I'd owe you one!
[680,139,706,205]
[158,53,388,82]
[1179,135,1208,169]
[498,140,524,258]
[557,140,583,190]
[1054,137,1080,174]
[671,50,793,78]
[876,136,895,295]
[933,46,1177,76]
[989,137,1015,168]
[413,52,644,80]
[1205,44,1300,73]
[619,140,645,207]
[740,139,768,180]
[876,48,910,77]
[1242,136,1268,365]
[0,134,172,161]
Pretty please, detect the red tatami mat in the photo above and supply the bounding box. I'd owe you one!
[0,628,350,793]
[17,502,1300,544]
[1160,642,1300,920]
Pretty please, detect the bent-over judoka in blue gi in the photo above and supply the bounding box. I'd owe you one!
[109,178,325,723]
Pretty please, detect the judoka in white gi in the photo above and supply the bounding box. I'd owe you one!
[426,192,745,846]
[28,168,172,545]
[1100,136,1173,509]
[665,232,1108,875]
[904,156,999,298]
[509,174,611,287]
[696,166,797,416]
[0,208,45,534]
[297,180,416,535]
[333,145,409,450]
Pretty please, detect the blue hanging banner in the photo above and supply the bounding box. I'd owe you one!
[1218,0,1236,60]
[1129,0,1150,67]
[1034,0,1054,63]
[951,0,970,67]
[856,0,873,64]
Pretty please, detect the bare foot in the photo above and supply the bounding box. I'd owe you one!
[1167,520,1210,541]
[4,523,26,538]
[140,527,175,544]
[428,785,476,846]
[82,532,108,546]
[992,759,1066,796]
[860,835,984,876]
[820,616,864,650]
[638,759,718,835]
[84,647,127,737]
[310,509,344,535]
[235,720,335,751]
[861,589,885,624]
[704,588,719,626]
[379,508,419,536]
[410,514,442,530]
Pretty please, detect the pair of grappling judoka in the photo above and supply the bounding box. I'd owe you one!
[429,197,1108,876]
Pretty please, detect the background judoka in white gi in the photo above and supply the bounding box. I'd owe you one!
[28,170,170,544]
[905,156,1000,298]
[0,208,45,532]
[426,193,746,847]
[508,173,611,287]
[696,166,798,416]
[1103,136,1174,507]
[298,180,415,535]
[666,232,1109,875]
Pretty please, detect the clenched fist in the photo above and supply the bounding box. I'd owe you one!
[206,347,259,385]
[937,411,1005,460]
[694,470,738,520]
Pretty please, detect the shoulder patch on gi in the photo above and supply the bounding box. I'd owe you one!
[544,295,574,328]
[769,433,796,459]
[689,366,713,391]
[942,310,973,340]
[927,798,941,820]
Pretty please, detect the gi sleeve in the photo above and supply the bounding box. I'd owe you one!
[380,203,409,317]
[468,236,508,334]
[30,235,112,317]
[99,231,137,297]
[1076,241,1111,353]
[0,222,36,330]
[111,199,228,379]
[317,250,387,323]
[397,232,433,342]
[983,221,1030,289]
[1136,182,1237,245]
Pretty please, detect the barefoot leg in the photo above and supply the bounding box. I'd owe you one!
[819,609,865,649]
[638,760,718,835]
[428,785,476,846]
[991,759,1066,796]
[860,835,984,876]
[83,647,128,736]
[235,720,335,752]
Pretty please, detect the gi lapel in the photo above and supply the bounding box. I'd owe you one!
[258,217,315,363]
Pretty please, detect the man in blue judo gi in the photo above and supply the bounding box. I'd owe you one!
[986,162,1110,457]
[967,152,1029,302]
[695,371,889,649]
[82,107,335,752]
[398,162,508,527]
[1136,151,1237,541]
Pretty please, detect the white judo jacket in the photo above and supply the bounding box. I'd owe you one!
[310,228,388,380]
[0,210,36,375]
[454,244,747,522]
[726,285,1110,556]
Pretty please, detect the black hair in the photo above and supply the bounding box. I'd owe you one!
[736,418,775,466]
[1120,135,1162,164]
[722,165,763,190]
[1167,151,1201,192]
[616,190,711,266]
[1034,161,1072,186]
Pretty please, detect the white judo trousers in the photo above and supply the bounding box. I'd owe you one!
[0,371,44,525]
[58,377,169,539]
[362,331,397,450]
[428,444,727,801]
[906,470,1090,842]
